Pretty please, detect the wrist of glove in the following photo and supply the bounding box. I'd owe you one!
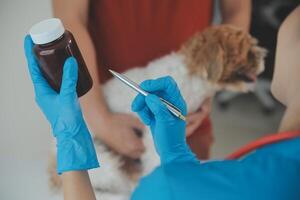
[50,96,99,174]
[55,122,99,174]
[149,108,197,164]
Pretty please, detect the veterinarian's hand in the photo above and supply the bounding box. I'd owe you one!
[131,76,197,164]
[24,35,99,174]
[186,97,212,137]
[96,113,145,159]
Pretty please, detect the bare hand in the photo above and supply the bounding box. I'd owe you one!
[186,98,212,137]
[94,113,145,159]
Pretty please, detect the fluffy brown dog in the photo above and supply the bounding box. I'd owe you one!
[181,25,266,90]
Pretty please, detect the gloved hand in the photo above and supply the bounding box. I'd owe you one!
[24,35,99,174]
[131,76,197,164]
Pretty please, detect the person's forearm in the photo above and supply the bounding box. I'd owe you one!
[273,6,300,132]
[62,21,109,117]
[220,0,252,31]
[53,0,110,120]
[62,171,96,200]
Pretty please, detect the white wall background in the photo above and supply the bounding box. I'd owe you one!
[0,0,60,199]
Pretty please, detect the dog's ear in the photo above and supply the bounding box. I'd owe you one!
[200,44,224,82]
[180,32,224,83]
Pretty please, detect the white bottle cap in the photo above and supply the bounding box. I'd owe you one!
[29,18,65,45]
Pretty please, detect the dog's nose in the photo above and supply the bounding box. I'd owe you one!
[246,73,257,82]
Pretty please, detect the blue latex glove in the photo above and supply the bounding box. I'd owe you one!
[131,76,197,164]
[24,35,99,174]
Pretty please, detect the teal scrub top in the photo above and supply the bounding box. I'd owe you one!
[131,137,300,200]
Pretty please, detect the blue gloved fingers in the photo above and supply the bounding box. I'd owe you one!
[132,94,152,125]
[140,76,186,114]
[137,107,152,125]
[132,94,146,112]
[145,94,174,121]
[131,78,196,165]
[24,35,55,95]
[140,76,179,98]
[60,57,78,101]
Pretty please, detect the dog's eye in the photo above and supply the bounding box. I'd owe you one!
[234,70,245,78]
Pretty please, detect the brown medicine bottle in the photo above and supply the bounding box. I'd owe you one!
[29,18,93,97]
